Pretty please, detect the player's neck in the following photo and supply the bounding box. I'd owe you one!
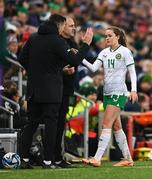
[110,43,120,52]
[111,43,120,50]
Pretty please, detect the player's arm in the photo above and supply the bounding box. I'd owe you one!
[82,59,102,72]
[124,48,138,103]
[82,50,104,72]
[127,64,138,103]
[127,64,137,92]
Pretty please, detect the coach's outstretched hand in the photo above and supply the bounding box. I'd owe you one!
[82,28,93,45]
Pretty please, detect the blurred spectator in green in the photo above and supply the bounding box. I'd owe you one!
[138,73,152,96]
[67,82,104,121]
[48,0,66,15]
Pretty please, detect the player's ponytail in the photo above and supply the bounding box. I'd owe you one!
[118,29,127,47]
[107,26,127,47]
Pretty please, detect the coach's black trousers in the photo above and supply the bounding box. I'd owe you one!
[20,98,60,162]
[55,95,69,161]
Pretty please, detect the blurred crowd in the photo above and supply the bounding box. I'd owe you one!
[0,0,152,129]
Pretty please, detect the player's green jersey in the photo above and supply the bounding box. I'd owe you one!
[97,45,134,96]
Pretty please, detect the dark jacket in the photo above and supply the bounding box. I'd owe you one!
[18,21,89,103]
[62,38,78,95]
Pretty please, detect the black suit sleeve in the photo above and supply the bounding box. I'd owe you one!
[54,37,89,66]
[18,37,32,71]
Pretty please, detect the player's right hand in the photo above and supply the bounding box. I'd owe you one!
[129,91,138,104]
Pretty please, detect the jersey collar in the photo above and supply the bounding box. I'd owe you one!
[110,44,121,52]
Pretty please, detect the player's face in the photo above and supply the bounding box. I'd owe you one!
[105,29,119,47]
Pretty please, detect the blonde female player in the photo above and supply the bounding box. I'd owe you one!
[82,26,138,167]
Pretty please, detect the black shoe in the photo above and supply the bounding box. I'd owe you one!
[21,159,33,169]
[56,160,73,168]
[42,162,60,169]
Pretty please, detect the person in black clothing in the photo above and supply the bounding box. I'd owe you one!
[18,14,93,169]
[55,17,78,168]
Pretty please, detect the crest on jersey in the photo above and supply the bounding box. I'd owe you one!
[115,53,122,60]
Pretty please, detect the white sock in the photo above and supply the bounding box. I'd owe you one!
[94,129,112,161]
[43,160,51,165]
[55,160,62,164]
[23,158,29,162]
[114,129,132,161]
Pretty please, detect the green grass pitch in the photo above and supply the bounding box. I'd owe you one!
[0,161,152,179]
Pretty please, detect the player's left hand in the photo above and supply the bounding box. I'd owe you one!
[129,91,138,103]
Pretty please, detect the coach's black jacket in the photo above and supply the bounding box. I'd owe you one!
[62,38,78,96]
[18,21,89,103]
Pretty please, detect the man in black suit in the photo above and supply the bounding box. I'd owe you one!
[55,17,78,168]
[18,14,93,169]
